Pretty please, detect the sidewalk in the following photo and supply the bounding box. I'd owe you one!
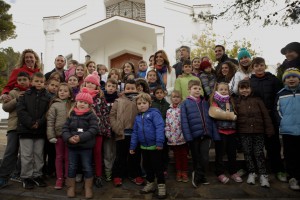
[1,129,300,200]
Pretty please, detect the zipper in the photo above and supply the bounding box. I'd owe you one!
[142,114,148,146]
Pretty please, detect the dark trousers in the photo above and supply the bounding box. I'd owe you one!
[0,130,20,179]
[68,148,93,179]
[112,136,141,178]
[142,149,165,184]
[43,139,56,176]
[215,134,237,176]
[189,136,211,181]
[264,132,284,173]
[282,135,300,180]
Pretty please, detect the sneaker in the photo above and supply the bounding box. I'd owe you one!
[157,184,167,199]
[231,173,243,183]
[191,171,198,188]
[105,171,112,182]
[130,176,144,185]
[32,177,46,187]
[10,175,22,183]
[289,178,300,190]
[260,175,270,188]
[94,176,103,188]
[276,172,288,182]
[113,177,122,187]
[247,173,257,185]
[176,171,182,182]
[75,174,83,183]
[140,181,156,194]
[218,174,229,184]
[54,178,64,190]
[23,178,34,189]
[199,177,210,185]
[181,171,189,183]
[237,169,247,177]
[0,178,8,188]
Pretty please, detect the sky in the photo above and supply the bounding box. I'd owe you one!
[2,0,300,73]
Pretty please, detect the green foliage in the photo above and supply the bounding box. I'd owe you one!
[0,0,17,42]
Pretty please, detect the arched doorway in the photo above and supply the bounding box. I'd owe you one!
[110,53,142,73]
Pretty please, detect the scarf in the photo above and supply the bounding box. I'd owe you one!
[86,89,99,98]
[125,92,138,101]
[73,107,90,115]
[14,84,29,91]
[104,91,118,103]
[155,65,167,74]
[214,91,230,103]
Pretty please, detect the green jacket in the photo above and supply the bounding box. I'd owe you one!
[174,74,203,100]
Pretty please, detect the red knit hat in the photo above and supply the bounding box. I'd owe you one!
[84,71,100,86]
[200,61,212,71]
[75,87,93,104]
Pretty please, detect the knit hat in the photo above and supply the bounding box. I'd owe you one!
[280,42,300,55]
[75,87,93,104]
[84,71,100,86]
[282,68,300,82]
[237,48,251,62]
[200,61,212,71]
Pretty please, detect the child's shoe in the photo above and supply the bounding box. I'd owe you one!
[181,171,189,183]
[276,172,287,182]
[247,173,257,185]
[140,181,156,194]
[237,168,247,177]
[113,177,122,187]
[176,171,182,182]
[105,170,112,182]
[130,176,144,185]
[218,174,229,184]
[191,171,198,188]
[54,178,64,189]
[32,176,46,187]
[289,178,300,190]
[260,175,270,188]
[10,174,22,183]
[157,184,167,199]
[94,176,103,188]
[199,177,210,185]
[23,178,34,189]
[231,173,243,183]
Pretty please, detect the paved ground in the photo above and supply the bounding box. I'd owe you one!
[0,129,300,200]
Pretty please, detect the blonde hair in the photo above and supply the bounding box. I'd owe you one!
[188,80,201,89]
[135,92,152,105]
[18,49,41,69]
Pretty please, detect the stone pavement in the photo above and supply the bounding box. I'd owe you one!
[1,130,300,200]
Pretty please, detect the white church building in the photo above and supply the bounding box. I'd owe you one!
[42,0,212,72]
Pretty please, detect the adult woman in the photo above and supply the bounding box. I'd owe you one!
[153,50,176,103]
[1,49,41,101]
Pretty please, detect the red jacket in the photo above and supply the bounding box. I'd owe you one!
[2,65,40,94]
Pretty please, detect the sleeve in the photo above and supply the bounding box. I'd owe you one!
[180,101,192,142]
[164,110,171,140]
[174,79,181,95]
[166,69,176,95]
[258,99,274,135]
[229,73,239,95]
[47,104,57,140]
[153,112,165,148]
[2,90,18,112]
[109,99,121,135]
[78,114,99,143]
[274,93,282,127]
[129,118,139,150]
[200,74,210,96]
[16,94,34,128]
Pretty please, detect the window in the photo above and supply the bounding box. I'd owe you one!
[106,1,145,21]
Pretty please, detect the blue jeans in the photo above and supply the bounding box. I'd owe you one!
[68,148,93,179]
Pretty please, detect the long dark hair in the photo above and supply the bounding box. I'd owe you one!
[216,61,237,83]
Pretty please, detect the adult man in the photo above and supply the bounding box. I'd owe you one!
[173,46,190,77]
[45,55,66,81]
[214,45,238,73]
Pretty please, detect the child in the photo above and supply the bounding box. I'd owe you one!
[75,64,87,87]
[209,82,242,184]
[17,72,51,189]
[46,78,60,98]
[165,90,189,183]
[97,64,108,82]
[199,61,216,98]
[275,68,300,191]
[62,88,99,199]
[136,78,150,94]
[67,75,80,97]
[147,70,165,97]
[129,93,166,199]
[0,72,30,188]
[103,78,119,182]
[137,60,149,78]
[175,60,203,100]
[180,80,220,188]
[109,79,144,186]
[64,59,79,82]
[47,83,73,189]
[83,71,111,188]
[108,68,123,93]
[250,57,286,182]
[216,61,237,83]
[235,80,273,188]
[121,62,136,83]
[192,57,201,79]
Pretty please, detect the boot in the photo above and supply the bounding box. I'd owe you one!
[66,178,76,198]
[157,184,167,199]
[84,178,94,199]
[208,106,236,121]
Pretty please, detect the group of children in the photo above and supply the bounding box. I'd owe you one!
[0,49,300,199]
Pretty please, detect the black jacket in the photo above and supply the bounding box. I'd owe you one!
[215,54,238,73]
[276,57,300,81]
[17,87,51,138]
[62,110,99,149]
[45,68,66,82]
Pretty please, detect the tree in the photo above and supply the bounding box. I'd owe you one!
[199,0,300,27]
[0,47,20,93]
[0,0,17,42]
[190,32,257,65]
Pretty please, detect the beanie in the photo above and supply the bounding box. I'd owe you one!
[84,71,100,86]
[237,48,251,62]
[200,61,212,71]
[280,42,300,55]
[75,87,93,104]
[282,68,300,82]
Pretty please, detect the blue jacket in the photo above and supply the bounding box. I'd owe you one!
[130,108,165,150]
[275,85,300,136]
[181,97,220,141]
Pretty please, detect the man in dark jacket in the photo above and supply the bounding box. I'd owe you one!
[214,45,238,73]
[45,55,66,82]
[173,46,190,77]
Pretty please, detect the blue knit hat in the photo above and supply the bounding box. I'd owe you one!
[237,48,251,62]
[282,68,300,82]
